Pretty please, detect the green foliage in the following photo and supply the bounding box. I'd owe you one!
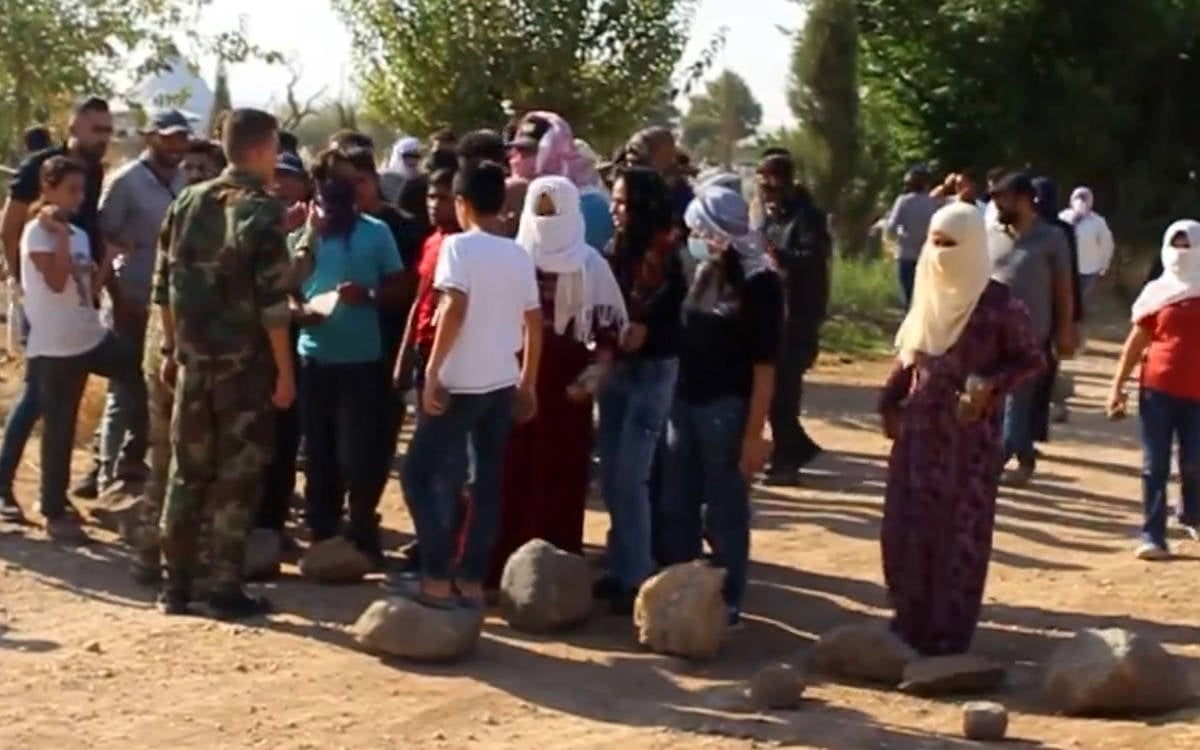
[823,254,898,355]
[680,70,763,168]
[334,0,694,148]
[0,0,275,160]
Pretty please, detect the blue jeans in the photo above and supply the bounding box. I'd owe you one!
[0,311,38,494]
[596,357,679,591]
[1003,378,1039,467]
[897,258,918,310]
[660,397,751,609]
[401,387,514,583]
[98,310,149,477]
[1139,387,1200,548]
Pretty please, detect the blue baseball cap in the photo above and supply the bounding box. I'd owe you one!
[275,152,307,177]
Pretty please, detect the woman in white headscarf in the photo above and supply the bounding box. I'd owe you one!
[879,202,1044,656]
[1058,186,1115,299]
[379,136,422,205]
[486,175,628,588]
[658,185,784,628]
[1108,220,1200,560]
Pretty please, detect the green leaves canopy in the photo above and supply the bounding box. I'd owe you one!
[680,70,763,168]
[334,0,694,148]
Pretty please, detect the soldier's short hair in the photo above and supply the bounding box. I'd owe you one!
[222,108,279,163]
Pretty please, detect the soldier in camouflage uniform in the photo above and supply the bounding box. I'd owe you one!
[153,109,296,620]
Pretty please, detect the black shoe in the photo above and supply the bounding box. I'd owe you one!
[0,491,26,523]
[156,587,191,616]
[761,467,800,487]
[207,590,272,621]
[71,470,100,500]
[592,575,620,601]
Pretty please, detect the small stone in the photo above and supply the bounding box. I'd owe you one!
[900,654,1005,696]
[83,640,103,654]
[961,701,1008,741]
[747,664,806,710]
[299,538,373,584]
[634,562,727,660]
[811,622,917,686]
[353,597,483,662]
[499,540,592,633]
[1044,628,1194,716]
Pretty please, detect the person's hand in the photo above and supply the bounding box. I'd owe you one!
[882,406,902,440]
[36,206,67,233]
[957,377,997,425]
[306,201,321,232]
[284,201,309,233]
[739,433,770,479]
[620,323,647,353]
[565,382,591,403]
[422,376,449,416]
[158,353,178,393]
[337,281,370,306]
[271,373,296,410]
[1106,388,1128,420]
[513,385,538,424]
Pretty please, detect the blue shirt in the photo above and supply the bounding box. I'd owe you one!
[580,190,614,252]
[296,215,403,364]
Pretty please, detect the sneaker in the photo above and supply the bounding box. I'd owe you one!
[1136,542,1170,561]
[206,590,272,621]
[156,587,192,616]
[0,491,26,523]
[71,470,101,500]
[45,514,91,545]
[1002,464,1035,488]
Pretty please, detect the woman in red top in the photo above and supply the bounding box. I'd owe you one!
[1109,219,1200,559]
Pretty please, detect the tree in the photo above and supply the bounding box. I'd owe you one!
[333,0,694,148]
[680,70,763,169]
[0,0,275,160]
[207,60,233,138]
[275,60,327,131]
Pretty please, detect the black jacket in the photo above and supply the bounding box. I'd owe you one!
[762,192,832,341]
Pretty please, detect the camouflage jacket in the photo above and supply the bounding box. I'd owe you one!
[152,168,291,375]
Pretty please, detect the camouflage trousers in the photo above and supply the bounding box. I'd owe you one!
[160,365,273,594]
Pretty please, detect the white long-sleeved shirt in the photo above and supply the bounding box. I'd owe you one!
[1059,210,1114,276]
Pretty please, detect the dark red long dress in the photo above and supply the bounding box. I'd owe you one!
[487,270,618,588]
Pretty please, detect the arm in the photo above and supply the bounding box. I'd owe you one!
[1048,230,1078,350]
[425,289,466,385]
[374,225,408,306]
[883,195,904,239]
[878,361,914,413]
[520,307,544,391]
[392,275,429,385]
[27,224,73,292]
[1098,217,1116,274]
[249,199,297,401]
[152,207,176,353]
[1110,324,1151,396]
[1,199,29,280]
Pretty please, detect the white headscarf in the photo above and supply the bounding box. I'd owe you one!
[894,202,992,366]
[573,138,608,200]
[386,137,422,179]
[516,176,628,342]
[684,185,773,278]
[1131,220,1200,322]
[1063,186,1094,225]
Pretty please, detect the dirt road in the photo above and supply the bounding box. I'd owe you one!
[1,343,1198,749]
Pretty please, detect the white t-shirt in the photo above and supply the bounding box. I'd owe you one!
[433,229,539,393]
[20,221,107,358]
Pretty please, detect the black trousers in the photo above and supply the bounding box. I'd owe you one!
[769,333,821,469]
[257,401,300,532]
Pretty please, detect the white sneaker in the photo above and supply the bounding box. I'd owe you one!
[1136,543,1170,561]
[1182,525,1200,542]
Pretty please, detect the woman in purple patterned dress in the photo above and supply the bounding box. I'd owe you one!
[879,202,1045,656]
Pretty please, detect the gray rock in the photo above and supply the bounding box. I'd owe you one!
[353,597,484,662]
[499,539,592,633]
[900,654,1005,696]
[811,623,918,686]
[961,701,1008,741]
[299,538,372,583]
[1044,628,1194,716]
[635,562,727,660]
[748,664,806,710]
[243,529,283,581]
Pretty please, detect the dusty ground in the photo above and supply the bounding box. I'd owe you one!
[2,338,1199,750]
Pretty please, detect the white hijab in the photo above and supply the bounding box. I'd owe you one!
[1061,186,1094,225]
[516,176,628,342]
[894,202,992,366]
[1131,220,1200,322]
[386,137,422,179]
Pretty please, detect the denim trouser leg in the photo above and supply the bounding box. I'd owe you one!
[597,358,679,592]
[897,258,918,310]
[1174,394,1200,527]
[1140,388,1175,548]
[300,360,344,540]
[401,388,514,583]
[1003,378,1039,467]
[661,397,751,608]
[38,333,139,516]
[0,359,42,492]
[99,312,149,476]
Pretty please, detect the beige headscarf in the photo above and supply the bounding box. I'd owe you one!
[894,202,992,366]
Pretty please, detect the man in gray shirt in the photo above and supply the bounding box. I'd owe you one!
[884,167,939,308]
[81,110,189,494]
[989,172,1076,486]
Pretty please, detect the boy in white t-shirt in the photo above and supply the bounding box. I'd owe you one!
[400,161,543,611]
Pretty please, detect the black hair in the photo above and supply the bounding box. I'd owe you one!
[429,167,456,190]
[30,156,86,217]
[452,161,507,216]
[341,146,377,176]
[76,97,109,116]
[760,146,792,161]
[625,127,674,167]
[456,129,507,167]
[612,166,674,274]
[399,173,430,217]
[311,148,358,237]
[986,167,1008,184]
[423,147,459,174]
[277,130,299,155]
[24,126,51,153]
[757,154,795,184]
[331,129,374,153]
[431,128,456,144]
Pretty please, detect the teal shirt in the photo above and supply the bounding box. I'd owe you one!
[580,190,614,252]
[295,215,403,364]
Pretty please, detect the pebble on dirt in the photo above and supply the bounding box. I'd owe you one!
[811,622,918,686]
[1044,628,1194,716]
[899,654,1006,696]
[634,561,727,661]
[299,538,372,584]
[353,597,484,662]
[499,539,592,633]
[747,664,807,710]
[962,701,1009,741]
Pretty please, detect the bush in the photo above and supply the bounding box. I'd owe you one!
[822,255,899,357]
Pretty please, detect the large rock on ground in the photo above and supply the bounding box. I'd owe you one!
[634,562,727,660]
[900,654,1006,696]
[748,664,806,710]
[499,539,592,633]
[353,597,484,662]
[243,529,283,581]
[299,538,372,583]
[962,701,1008,741]
[1044,628,1194,716]
[811,623,918,686]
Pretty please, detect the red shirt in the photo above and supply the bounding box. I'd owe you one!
[1138,297,1200,400]
[414,230,449,350]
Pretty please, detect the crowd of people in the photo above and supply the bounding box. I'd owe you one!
[0,92,1191,660]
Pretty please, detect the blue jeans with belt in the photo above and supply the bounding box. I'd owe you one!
[596,357,679,592]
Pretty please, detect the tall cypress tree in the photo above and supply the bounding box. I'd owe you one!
[207,59,232,138]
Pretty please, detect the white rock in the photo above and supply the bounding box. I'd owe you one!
[1044,628,1193,716]
[634,562,727,660]
[354,597,483,662]
[962,701,1008,741]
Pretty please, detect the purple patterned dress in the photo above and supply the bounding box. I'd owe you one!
[878,281,1045,656]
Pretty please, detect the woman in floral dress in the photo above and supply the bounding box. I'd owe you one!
[879,202,1045,656]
